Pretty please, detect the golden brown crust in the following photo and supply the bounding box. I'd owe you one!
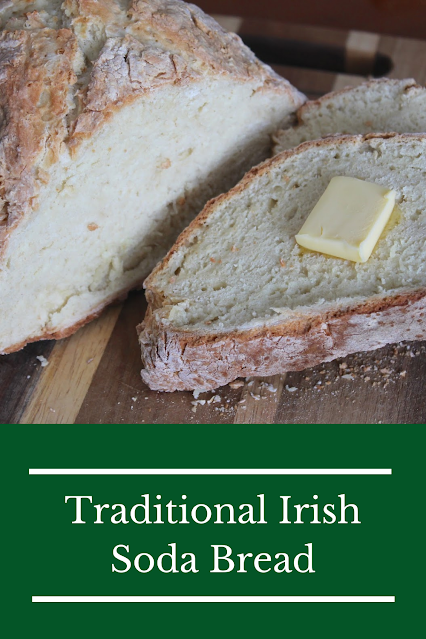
[0,26,81,253]
[130,0,268,75]
[138,288,426,391]
[140,132,426,391]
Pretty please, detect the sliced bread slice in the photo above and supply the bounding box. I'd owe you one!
[273,78,426,154]
[138,133,426,391]
[0,0,304,354]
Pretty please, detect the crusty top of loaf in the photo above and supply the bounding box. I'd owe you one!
[0,0,303,250]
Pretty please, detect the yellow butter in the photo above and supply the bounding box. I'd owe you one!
[295,176,396,263]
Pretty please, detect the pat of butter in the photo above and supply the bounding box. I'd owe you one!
[295,176,396,263]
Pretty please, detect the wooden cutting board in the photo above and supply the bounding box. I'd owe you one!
[2,18,426,425]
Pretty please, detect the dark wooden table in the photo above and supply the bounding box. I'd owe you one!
[1,17,425,424]
[199,1,426,41]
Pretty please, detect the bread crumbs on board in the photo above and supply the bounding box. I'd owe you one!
[184,342,423,421]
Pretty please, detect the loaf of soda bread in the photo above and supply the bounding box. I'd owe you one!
[0,0,304,353]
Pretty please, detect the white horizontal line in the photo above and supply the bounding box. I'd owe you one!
[32,596,395,603]
[28,468,392,475]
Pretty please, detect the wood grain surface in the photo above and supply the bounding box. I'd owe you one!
[1,18,425,424]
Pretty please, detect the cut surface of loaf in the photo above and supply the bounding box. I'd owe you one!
[0,0,304,354]
[273,78,426,154]
[139,133,426,391]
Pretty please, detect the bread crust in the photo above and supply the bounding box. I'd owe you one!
[0,27,81,254]
[138,289,426,391]
[139,132,426,391]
